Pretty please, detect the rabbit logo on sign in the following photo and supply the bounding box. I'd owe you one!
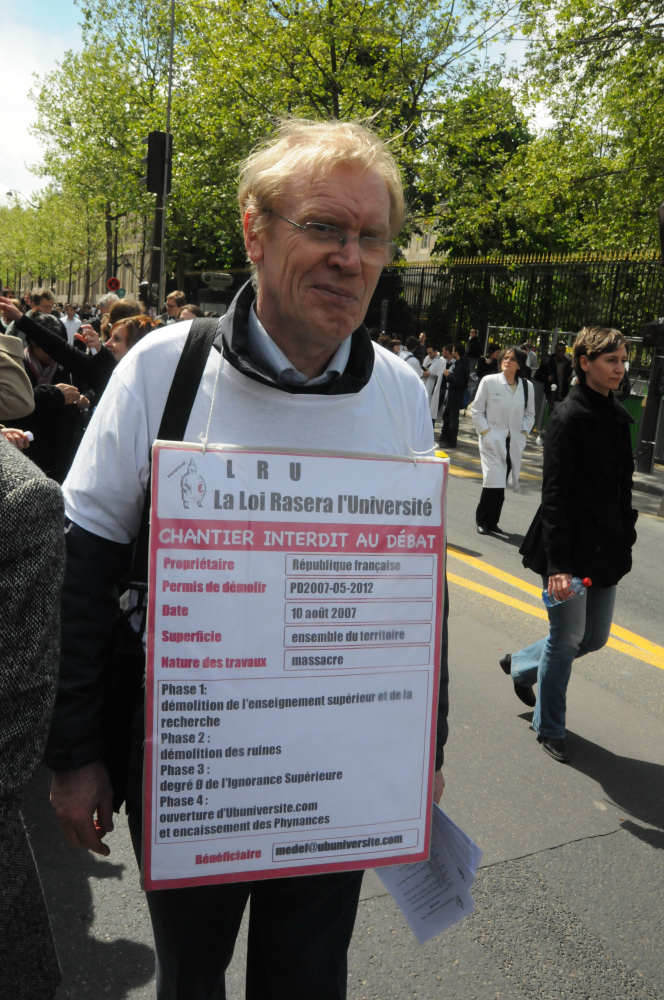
[180,459,206,509]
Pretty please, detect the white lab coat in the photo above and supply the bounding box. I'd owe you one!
[428,356,449,419]
[471,372,535,490]
[421,353,439,400]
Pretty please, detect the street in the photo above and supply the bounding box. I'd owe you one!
[23,412,664,1000]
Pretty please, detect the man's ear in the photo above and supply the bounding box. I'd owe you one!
[244,210,264,265]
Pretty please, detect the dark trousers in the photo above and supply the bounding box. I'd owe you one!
[125,743,363,1000]
[475,487,505,530]
[440,404,460,447]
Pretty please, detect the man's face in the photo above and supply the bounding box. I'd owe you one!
[33,297,54,315]
[442,348,452,360]
[245,162,392,356]
[427,346,435,358]
[469,330,477,338]
[166,298,179,316]
[65,306,75,319]
[555,345,566,361]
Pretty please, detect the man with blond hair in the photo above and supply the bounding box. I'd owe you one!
[46,119,448,999]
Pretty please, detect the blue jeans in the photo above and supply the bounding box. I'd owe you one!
[511,580,616,739]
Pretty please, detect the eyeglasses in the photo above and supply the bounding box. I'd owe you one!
[266,209,400,264]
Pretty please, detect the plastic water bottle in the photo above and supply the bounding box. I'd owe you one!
[542,577,592,607]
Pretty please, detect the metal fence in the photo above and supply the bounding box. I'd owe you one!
[369,255,664,383]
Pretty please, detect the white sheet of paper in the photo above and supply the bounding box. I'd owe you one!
[376,807,481,944]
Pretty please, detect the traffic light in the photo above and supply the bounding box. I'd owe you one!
[140,131,172,195]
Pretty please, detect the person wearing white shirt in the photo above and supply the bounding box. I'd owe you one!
[46,118,448,1000]
[428,344,453,423]
[421,345,440,401]
[471,346,535,533]
[398,335,422,374]
[61,304,82,345]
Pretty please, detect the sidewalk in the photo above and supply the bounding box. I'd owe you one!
[437,411,664,508]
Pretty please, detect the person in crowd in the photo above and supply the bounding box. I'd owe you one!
[62,304,82,345]
[421,344,440,402]
[46,117,448,1000]
[0,296,116,400]
[476,343,501,381]
[471,346,535,534]
[90,292,119,336]
[414,331,428,363]
[178,303,204,321]
[0,326,35,422]
[503,328,637,763]
[103,315,157,360]
[12,314,91,483]
[377,333,392,349]
[535,341,573,409]
[428,343,452,425]
[5,288,57,345]
[439,343,469,448]
[398,335,422,373]
[0,436,65,999]
[520,342,538,379]
[162,290,186,324]
[465,328,483,372]
[106,298,144,330]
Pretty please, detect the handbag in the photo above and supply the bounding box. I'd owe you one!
[102,317,219,809]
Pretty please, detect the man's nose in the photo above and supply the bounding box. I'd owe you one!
[328,238,362,271]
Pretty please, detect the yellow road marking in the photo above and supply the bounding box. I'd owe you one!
[448,546,541,598]
[448,466,482,479]
[447,550,664,670]
[447,572,548,619]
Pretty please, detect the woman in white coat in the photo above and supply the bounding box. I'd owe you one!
[471,346,535,534]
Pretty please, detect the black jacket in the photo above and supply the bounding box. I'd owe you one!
[476,356,498,381]
[466,337,483,359]
[45,285,449,787]
[14,357,88,484]
[520,385,637,587]
[444,354,470,409]
[535,353,573,402]
[17,313,116,398]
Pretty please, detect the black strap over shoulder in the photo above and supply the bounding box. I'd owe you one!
[131,317,219,586]
[522,376,529,407]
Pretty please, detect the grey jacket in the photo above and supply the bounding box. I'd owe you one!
[0,439,65,998]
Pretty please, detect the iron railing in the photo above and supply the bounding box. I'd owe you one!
[365,254,664,383]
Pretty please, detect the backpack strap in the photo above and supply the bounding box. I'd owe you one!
[522,376,529,407]
[130,317,219,587]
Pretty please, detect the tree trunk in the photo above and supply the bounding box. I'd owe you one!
[67,259,73,302]
[84,254,91,305]
[176,233,185,292]
[105,202,113,283]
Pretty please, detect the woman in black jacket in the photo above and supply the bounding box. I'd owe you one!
[501,327,637,763]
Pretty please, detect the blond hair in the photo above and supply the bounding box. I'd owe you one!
[238,119,405,239]
[573,326,628,382]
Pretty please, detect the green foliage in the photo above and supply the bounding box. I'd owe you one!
[2,0,522,285]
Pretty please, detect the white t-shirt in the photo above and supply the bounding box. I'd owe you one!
[398,348,422,374]
[63,320,434,544]
[62,315,82,345]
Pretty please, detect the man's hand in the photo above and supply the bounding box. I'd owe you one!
[1,428,30,449]
[443,369,450,377]
[50,760,114,856]
[433,768,445,804]
[0,295,22,323]
[76,394,90,411]
[548,573,573,603]
[80,324,101,352]
[55,383,83,406]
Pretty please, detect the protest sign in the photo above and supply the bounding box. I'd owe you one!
[143,444,447,890]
